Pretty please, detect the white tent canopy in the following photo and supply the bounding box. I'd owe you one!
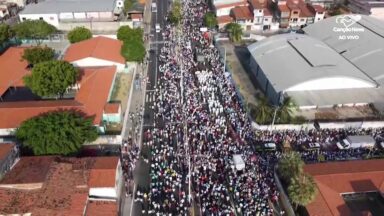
[233,154,245,171]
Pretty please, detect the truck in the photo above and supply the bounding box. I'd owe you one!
[346,135,375,149]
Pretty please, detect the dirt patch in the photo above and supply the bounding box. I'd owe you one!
[110,73,133,112]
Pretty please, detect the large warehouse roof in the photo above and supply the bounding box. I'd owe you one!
[304,15,384,84]
[20,0,117,14]
[247,34,377,93]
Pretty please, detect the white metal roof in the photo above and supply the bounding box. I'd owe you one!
[247,33,377,93]
[20,0,117,14]
[303,15,384,84]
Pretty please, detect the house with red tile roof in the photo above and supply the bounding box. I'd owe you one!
[277,0,324,28]
[216,15,234,28]
[304,159,384,216]
[64,36,126,71]
[0,156,121,215]
[231,5,254,30]
[0,60,116,136]
[213,0,249,17]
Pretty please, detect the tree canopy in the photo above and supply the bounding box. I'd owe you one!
[67,26,92,43]
[203,12,217,29]
[12,20,57,44]
[287,173,317,208]
[22,46,55,65]
[0,23,12,47]
[117,25,143,43]
[16,111,98,155]
[278,152,304,183]
[23,60,79,98]
[168,0,182,25]
[121,40,146,62]
[276,96,298,123]
[225,23,243,43]
[124,0,135,14]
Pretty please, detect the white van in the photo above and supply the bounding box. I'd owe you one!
[155,24,160,33]
[151,3,157,12]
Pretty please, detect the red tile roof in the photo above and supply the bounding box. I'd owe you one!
[85,200,118,216]
[264,8,272,16]
[88,157,119,188]
[299,3,314,17]
[64,36,125,64]
[104,103,120,114]
[278,4,290,12]
[0,156,119,215]
[0,47,30,96]
[0,143,15,162]
[217,15,233,24]
[249,0,267,9]
[131,14,143,19]
[0,66,116,129]
[312,4,325,13]
[304,160,384,216]
[232,6,253,20]
[215,1,248,10]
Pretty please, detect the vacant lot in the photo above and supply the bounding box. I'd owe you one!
[111,73,133,112]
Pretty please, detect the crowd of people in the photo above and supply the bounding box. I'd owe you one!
[121,0,384,215]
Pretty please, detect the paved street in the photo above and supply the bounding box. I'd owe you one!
[120,0,169,215]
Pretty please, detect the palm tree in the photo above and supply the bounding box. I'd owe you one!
[288,173,317,209]
[225,23,243,43]
[203,12,218,29]
[276,96,298,123]
[254,94,272,124]
[277,152,304,183]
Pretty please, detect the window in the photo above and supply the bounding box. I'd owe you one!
[22,17,26,21]
[293,18,298,22]
[318,18,321,20]
[300,18,305,21]
[39,17,43,20]
[293,11,298,14]
[264,18,268,21]
[318,12,324,14]
[259,10,262,13]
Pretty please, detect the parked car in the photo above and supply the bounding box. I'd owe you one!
[336,139,351,150]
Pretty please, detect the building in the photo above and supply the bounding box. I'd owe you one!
[64,36,126,71]
[304,159,384,216]
[349,0,384,20]
[231,5,254,30]
[0,46,121,135]
[213,0,248,16]
[278,0,325,28]
[247,15,384,109]
[103,102,122,124]
[19,0,124,27]
[0,156,121,215]
[0,143,18,179]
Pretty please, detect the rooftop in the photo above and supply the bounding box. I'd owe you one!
[64,36,125,65]
[0,143,15,162]
[247,34,376,93]
[20,0,117,14]
[217,15,233,24]
[304,159,384,216]
[85,200,118,216]
[0,66,117,129]
[214,0,248,10]
[303,15,384,85]
[0,47,29,97]
[249,0,267,9]
[0,156,118,215]
[104,103,120,114]
[231,6,253,20]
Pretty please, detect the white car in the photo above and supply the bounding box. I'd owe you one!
[155,24,161,33]
[336,139,351,150]
[264,142,276,150]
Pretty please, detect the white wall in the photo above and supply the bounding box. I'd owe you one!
[215,7,232,16]
[19,13,59,27]
[285,77,376,91]
[314,12,325,22]
[371,7,384,20]
[89,188,117,199]
[0,128,15,136]
[71,57,125,71]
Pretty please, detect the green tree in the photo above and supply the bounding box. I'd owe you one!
[254,94,272,124]
[0,23,12,47]
[287,173,317,209]
[225,23,243,43]
[124,0,135,14]
[276,96,298,123]
[23,60,78,98]
[22,46,55,65]
[121,40,145,62]
[204,12,218,29]
[12,20,57,45]
[16,111,98,155]
[169,0,182,25]
[278,152,304,183]
[67,26,92,43]
[117,26,143,43]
